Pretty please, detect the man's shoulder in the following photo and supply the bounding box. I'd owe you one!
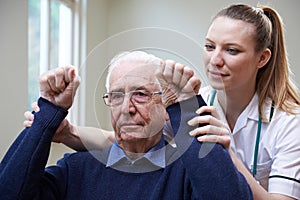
[60,147,111,167]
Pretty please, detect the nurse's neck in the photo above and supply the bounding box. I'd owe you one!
[217,89,256,131]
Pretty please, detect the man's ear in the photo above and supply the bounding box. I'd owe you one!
[165,111,170,121]
[257,48,272,69]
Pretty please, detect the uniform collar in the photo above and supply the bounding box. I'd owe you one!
[225,93,274,133]
[241,93,275,122]
[209,91,261,133]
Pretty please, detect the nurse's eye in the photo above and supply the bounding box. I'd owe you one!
[227,48,240,55]
[204,44,215,51]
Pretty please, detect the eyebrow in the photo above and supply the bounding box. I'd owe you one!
[205,38,214,43]
[205,38,244,48]
[110,86,148,93]
[110,81,160,92]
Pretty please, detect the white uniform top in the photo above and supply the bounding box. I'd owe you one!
[199,86,300,199]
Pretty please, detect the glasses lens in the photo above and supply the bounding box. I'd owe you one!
[104,90,155,106]
[110,92,124,106]
[131,91,151,103]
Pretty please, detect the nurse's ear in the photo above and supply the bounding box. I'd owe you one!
[257,48,272,69]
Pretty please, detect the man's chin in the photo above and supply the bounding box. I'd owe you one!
[119,131,162,143]
[120,131,148,141]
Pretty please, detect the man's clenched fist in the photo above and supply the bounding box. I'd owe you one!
[39,65,81,110]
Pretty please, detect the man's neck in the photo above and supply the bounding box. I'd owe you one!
[118,133,162,160]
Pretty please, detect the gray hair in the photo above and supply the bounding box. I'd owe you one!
[105,51,162,92]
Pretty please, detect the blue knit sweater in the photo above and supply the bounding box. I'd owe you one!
[0,96,252,200]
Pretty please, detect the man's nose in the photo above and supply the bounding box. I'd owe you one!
[120,95,136,114]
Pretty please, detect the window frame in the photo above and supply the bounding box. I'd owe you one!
[32,0,86,125]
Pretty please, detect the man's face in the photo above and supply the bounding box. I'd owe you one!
[109,61,167,145]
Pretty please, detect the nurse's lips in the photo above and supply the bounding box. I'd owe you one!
[208,70,228,78]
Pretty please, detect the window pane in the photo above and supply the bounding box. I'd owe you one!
[50,1,72,69]
[58,4,72,67]
[28,0,73,110]
[50,0,59,69]
[28,0,41,110]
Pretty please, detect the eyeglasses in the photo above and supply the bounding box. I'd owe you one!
[102,90,162,107]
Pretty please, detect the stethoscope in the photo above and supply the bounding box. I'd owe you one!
[209,89,274,177]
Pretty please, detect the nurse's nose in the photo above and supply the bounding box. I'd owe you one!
[210,48,224,67]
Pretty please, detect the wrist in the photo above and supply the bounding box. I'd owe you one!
[162,87,178,107]
[164,97,178,108]
[177,93,195,102]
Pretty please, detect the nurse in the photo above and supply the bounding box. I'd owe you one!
[23,3,300,200]
[187,4,300,200]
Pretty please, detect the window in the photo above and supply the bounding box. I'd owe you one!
[28,0,84,124]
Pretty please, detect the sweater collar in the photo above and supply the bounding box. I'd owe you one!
[106,136,166,172]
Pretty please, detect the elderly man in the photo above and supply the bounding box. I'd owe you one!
[0,51,252,199]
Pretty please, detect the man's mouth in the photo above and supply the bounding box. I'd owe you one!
[119,123,143,131]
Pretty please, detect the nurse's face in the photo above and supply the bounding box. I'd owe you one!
[203,16,262,93]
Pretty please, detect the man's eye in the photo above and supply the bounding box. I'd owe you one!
[134,91,148,97]
[111,93,123,99]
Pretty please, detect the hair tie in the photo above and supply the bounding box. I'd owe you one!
[254,7,264,15]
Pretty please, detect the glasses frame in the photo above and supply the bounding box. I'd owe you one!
[102,90,162,107]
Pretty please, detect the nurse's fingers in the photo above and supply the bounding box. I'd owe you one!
[196,106,221,120]
[188,122,229,137]
[197,134,231,150]
[188,113,227,130]
[23,111,34,128]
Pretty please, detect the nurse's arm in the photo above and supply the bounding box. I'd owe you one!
[24,107,114,151]
[228,149,295,200]
[55,120,114,151]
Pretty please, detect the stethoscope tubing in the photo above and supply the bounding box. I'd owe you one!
[209,89,274,177]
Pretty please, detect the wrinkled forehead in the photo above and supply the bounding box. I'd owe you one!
[109,61,160,91]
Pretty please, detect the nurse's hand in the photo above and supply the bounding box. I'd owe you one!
[187,105,231,150]
[23,102,40,128]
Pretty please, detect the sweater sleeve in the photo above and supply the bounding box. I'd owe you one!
[0,97,68,200]
[167,95,253,200]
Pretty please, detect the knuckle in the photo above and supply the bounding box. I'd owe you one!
[165,59,175,65]
[206,124,213,132]
[183,66,194,76]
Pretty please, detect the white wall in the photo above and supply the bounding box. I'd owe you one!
[0,1,28,159]
[105,0,300,85]
[84,0,109,128]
